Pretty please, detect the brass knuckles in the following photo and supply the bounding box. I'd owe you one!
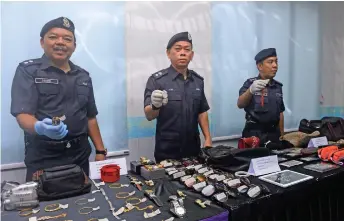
[109,183,129,189]
[75,197,95,205]
[19,208,40,217]
[44,203,68,212]
[79,206,100,215]
[116,191,135,199]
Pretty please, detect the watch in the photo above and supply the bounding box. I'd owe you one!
[96,148,107,156]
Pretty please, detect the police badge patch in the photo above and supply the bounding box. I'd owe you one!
[63,17,70,28]
[188,33,192,41]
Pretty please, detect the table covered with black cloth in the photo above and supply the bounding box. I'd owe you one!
[222,162,344,221]
[1,175,228,221]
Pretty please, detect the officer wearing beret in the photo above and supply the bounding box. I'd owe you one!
[10,17,107,181]
[237,48,285,144]
[144,32,212,162]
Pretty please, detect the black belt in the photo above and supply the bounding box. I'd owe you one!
[33,134,88,146]
[245,121,278,132]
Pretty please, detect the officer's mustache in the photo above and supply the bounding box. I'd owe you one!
[53,46,67,52]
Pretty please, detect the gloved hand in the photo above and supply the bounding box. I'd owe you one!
[249,79,269,94]
[151,90,168,109]
[34,118,68,140]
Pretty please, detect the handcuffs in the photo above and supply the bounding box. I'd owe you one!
[169,195,186,218]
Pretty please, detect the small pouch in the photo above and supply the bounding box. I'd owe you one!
[318,145,339,161]
[330,149,344,165]
[36,164,91,201]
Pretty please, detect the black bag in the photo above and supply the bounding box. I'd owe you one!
[37,164,91,201]
[298,119,322,134]
[320,117,344,141]
[199,145,272,172]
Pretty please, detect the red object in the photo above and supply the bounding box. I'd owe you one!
[238,136,260,149]
[101,164,121,183]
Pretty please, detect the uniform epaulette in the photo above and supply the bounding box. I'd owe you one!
[152,69,168,79]
[75,65,90,75]
[189,70,204,80]
[19,58,42,67]
[274,79,283,86]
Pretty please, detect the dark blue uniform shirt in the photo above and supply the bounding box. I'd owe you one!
[11,54,98,137]
[144,65,210,161]
[239,75,285,124]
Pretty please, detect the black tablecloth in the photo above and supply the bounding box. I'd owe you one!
[1,175,227,221]
[223,159,344,221]
[2,157,344,221]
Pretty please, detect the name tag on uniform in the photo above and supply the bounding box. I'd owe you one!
[254,92,267,96]
[35,78,59,84]
[276,93,283,97]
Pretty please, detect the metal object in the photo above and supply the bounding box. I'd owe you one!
[169,195,186,218]
[144,190,163,207]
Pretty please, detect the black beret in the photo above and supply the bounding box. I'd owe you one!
[255,48,277,63]
[40,17,75,39]
[166,32,192,49]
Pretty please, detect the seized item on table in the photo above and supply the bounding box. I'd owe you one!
[44,203,68,212]
[79,206,100,215]
[75,197,95,205]
[116,191,136,199]
[195,199,211,208]
[101,164,121,183]
[109,183,130,189]
[169,195,186,218]
[29,213,66,221]
[144,189,163,207]
[19,208,40,217]
[145,180,154,186]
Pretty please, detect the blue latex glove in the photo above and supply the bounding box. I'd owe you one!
[34,118,68,140]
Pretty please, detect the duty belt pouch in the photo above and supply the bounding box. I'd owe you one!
[37,164,91,201]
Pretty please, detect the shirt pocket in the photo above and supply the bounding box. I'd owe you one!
[37,83,60,110]
[192,91,202,113]
[76,80,91,108]
[166,91,182,114]
[253,92,269,113]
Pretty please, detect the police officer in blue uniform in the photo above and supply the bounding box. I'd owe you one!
[10,17,107,181]
[237,48,285,144]
[144,32,212,163]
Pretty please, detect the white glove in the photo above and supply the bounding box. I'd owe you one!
[249,79,269,94]
[151,90,168,108]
